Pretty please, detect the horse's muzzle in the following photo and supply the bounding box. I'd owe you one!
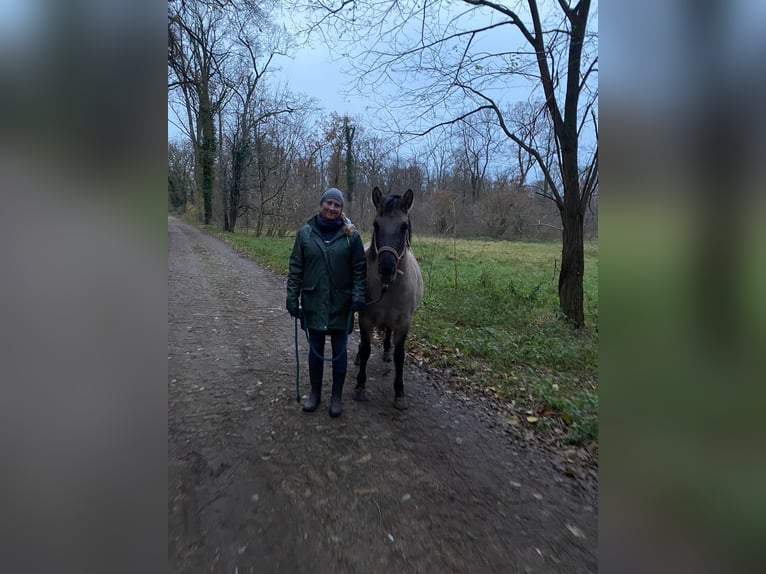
[378,254,398,285]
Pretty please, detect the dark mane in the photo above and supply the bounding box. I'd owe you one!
[380,194,404,215]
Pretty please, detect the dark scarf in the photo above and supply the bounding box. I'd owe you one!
[315,214,343,242]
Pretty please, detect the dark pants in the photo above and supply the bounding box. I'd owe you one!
[307,329,347,382]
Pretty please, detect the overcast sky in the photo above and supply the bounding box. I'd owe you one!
[272,43,369,118]
[168,2,599,146]
[168,40,367,141]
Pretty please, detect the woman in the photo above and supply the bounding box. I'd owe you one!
[286,188,366,417]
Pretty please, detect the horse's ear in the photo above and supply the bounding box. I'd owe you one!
[402,189,414,211]
[372,186,383,209]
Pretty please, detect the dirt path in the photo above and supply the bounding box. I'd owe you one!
[168,216,597,574]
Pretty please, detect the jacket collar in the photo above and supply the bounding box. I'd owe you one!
[308,216,344,243]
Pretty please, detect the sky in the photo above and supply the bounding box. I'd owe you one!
[168,41,366,141]
[168,1,599,151]
[271,43,370,118]
[265,1,598,133]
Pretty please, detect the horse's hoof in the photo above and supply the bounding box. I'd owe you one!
[352,388,368,401]
[393,396,408,410]
[383,352,392,363]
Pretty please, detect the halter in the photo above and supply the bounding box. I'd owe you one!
[372,227,409,285]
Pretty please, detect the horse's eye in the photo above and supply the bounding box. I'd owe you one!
[401,223,409,232]
[373,221,379,231]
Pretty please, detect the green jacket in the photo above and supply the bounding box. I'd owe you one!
[286,216,366,332]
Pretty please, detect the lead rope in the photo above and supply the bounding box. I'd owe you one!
[300,308,355,362]
[294,316,301,402]
[293,308,355,401]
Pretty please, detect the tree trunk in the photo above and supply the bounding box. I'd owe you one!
[219,111,231,232]
[222,190,231,232]
[199,93,216,225]
[227,164,240,232]
[201,147,214,225]
[227,190,238,232]
[255,200,265,236]
[558,201,585,328]
[227,137,246,233]
[344,118,355,214]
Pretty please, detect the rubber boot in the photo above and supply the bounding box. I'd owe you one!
[329,375,345,418]
[303,370,322,412]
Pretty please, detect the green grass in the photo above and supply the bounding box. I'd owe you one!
[194,225,598,445]
[213,230,291,274]
[411,237,598,444]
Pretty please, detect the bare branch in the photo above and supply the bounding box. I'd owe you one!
[556,0,575,19]
[579,147,598,210]
[534,222,563,231]
[455,82,564,207]
[355,20,520,79]
[579,56,598,93]
[461,0,537,45]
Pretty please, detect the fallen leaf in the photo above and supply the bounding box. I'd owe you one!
[506,415,520,426]
[566,523,586,539]
[354,487,379,495]
[355,453,372,464]
[526,416,539,423]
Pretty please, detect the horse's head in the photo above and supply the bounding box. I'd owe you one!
[370,186,413,286]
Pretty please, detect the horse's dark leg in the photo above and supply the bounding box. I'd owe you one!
[392,335,408,410]
[382,328,392,362]
[353,327,371,401]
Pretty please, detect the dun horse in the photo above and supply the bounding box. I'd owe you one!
[353,187,423,410]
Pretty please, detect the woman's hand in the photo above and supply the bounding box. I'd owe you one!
[287,304,301,318]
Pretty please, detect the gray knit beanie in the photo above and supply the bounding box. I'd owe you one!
[320,188,344,207]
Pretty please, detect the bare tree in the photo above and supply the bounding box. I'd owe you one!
[353,131,394,226]
[452,109,501,203]
[244,94,314,236]
[342,117,358,215]
[168,0,232,224]
[422,131,452,194]
[168,140,196,213]
[384,155,424,198]
[168,0,284,226]
[508,100,554,187]
[313,113,363,217]
[221,14,292,232]
[303,0,598,326]
[281,121,327,231]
